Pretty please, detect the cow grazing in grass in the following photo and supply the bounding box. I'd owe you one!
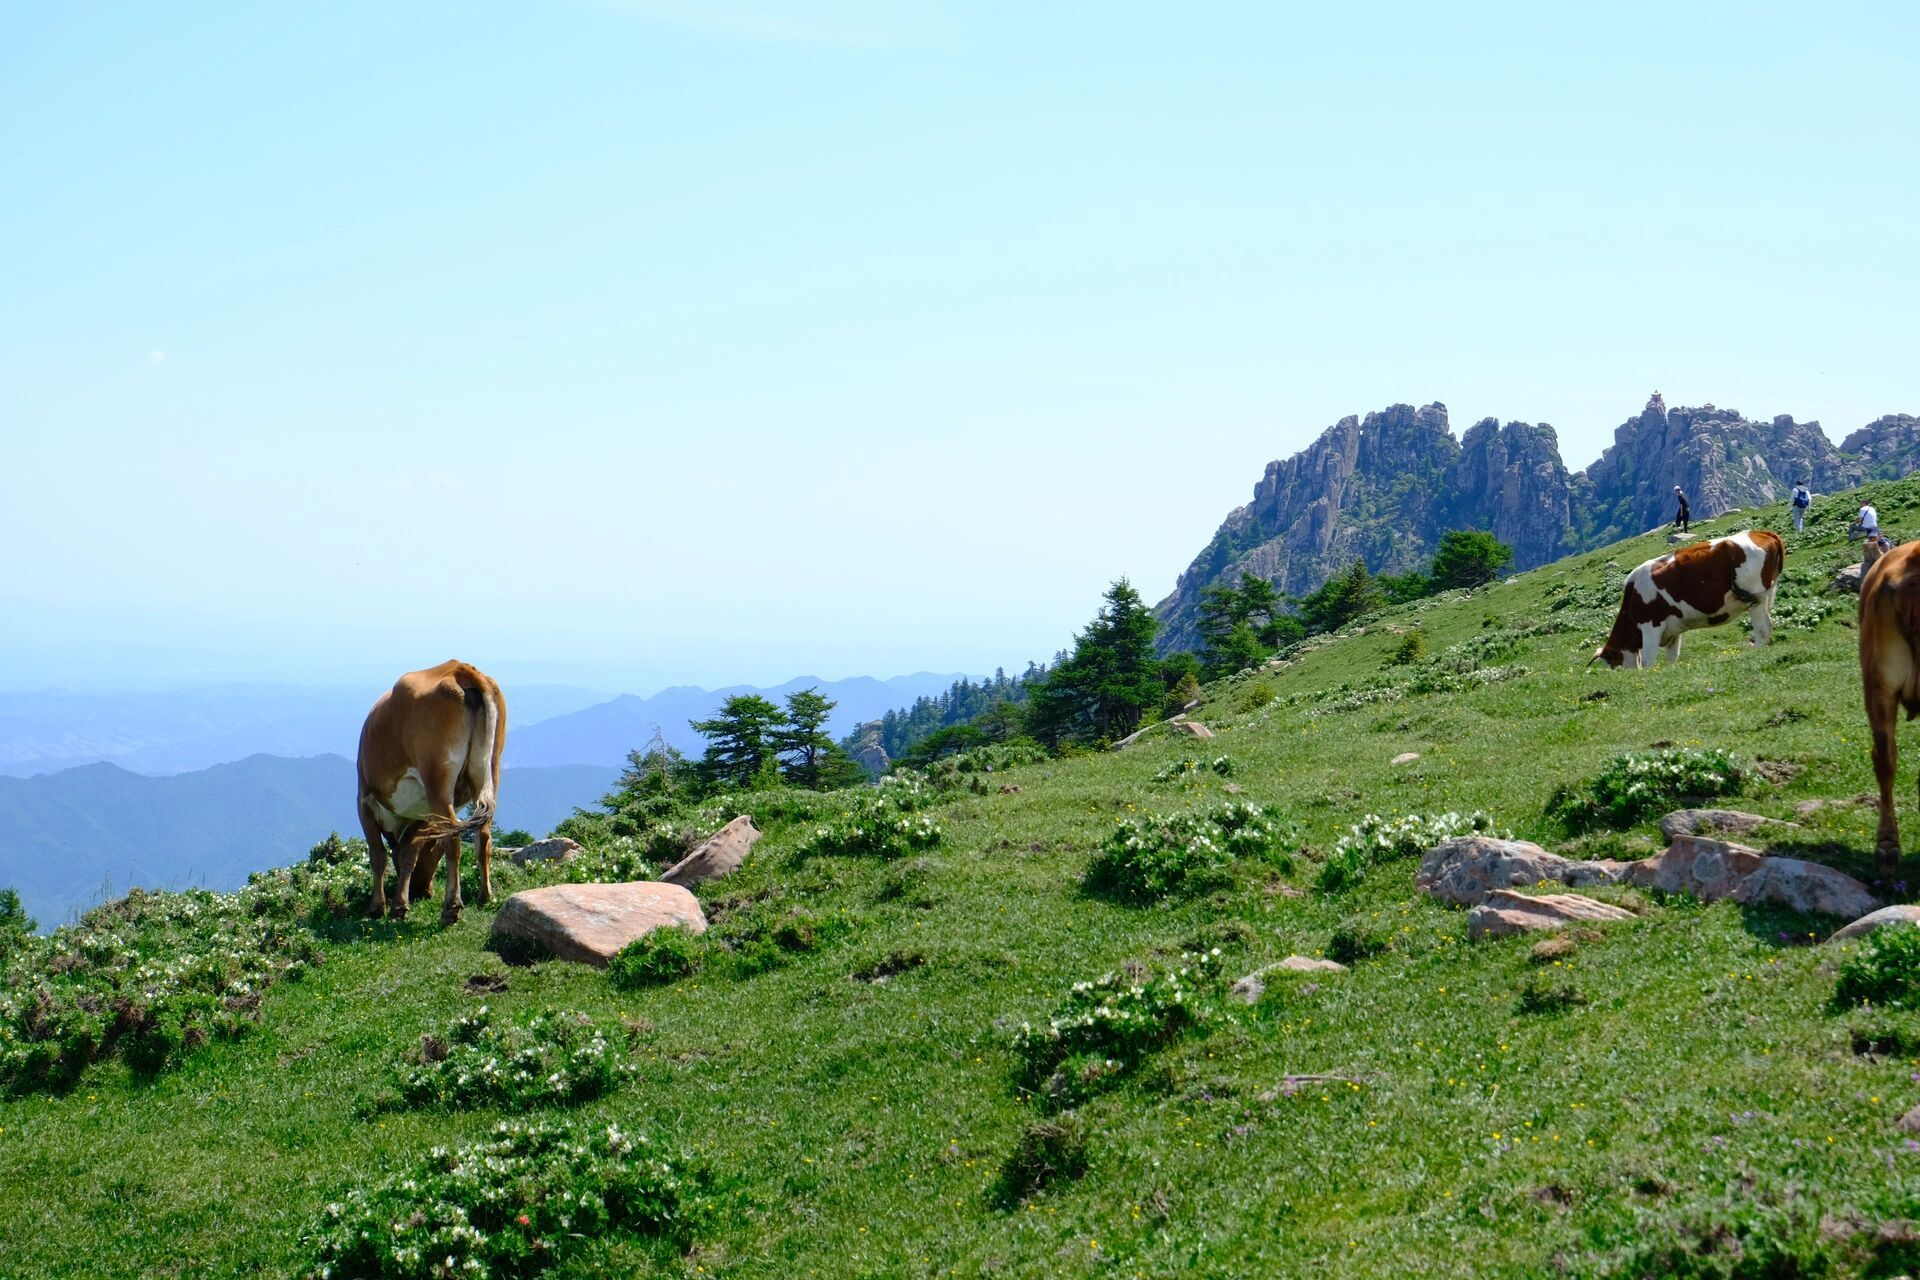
[357,661,506,923]
[1860,541,1920,877]
[1591,530,1784,669]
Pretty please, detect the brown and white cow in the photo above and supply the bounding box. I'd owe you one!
[356,660,506,923]
[1591,530,1784,668]
[1860,540,1920,877]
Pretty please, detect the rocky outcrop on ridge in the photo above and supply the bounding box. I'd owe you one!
[1156,392,1918,651]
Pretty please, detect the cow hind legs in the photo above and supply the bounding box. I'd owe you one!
[441,835,465,926]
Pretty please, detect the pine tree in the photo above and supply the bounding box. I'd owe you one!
[690,694,785,791]
[773,688,838,789]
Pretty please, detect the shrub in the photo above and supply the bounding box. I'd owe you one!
[1547,748,1744,832]
[797,780,943,860]
[1835,924,1920,1009]
[393,1007,635,1109]
[0,838,356,1094]
[1316,811,1506,894]
[1387,632,1427,666]
[1085,813,1226,902]
[1086,804,1298,903]
[992,1113,1090,1206]
[1011,950,1222,1090]
[305,1120,715,1279]
[609,926,707,990]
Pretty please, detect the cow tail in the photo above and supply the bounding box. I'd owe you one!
[1762,531,1784,590]
[413,672,501,842]
[458,675,500,836]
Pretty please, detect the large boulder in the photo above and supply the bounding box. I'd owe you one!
[1734,857,1883,920]
[660,815,761,888]
[1417,837,1629,907]
[1627,835,1882,919]
[1174,721,1217,740]
[1469,891,1636,940]
[1655,809,1798,843]
[489,882,706,967]
[508,837,585,865]
[1835,563,1865,593]
[1829,904,1920,944]
[1627,835,1768,899]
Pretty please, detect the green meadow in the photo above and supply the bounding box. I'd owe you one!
[10,479,1920,1279]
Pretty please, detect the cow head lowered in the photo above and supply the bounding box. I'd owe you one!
[356,660,507,924]
[1591,530,1784,669]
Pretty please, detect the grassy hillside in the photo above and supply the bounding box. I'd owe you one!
[8,480,1920,1279]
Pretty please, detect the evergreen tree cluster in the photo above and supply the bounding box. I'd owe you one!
[1195,529,1514,678]
[687,688,869,793]
[868,667,1045,761]
[1024,579,1166,749]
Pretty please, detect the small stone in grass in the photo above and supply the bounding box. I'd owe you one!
[1391,752,1422,766]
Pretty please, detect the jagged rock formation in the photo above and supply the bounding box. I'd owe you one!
[1842,415,1920,480]
[1157,393,1919,651]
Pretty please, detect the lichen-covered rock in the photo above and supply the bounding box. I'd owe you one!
[1733,858,1881,921]
[1468,891,1635,940]
[489,882,706,967]
[1417,836,1628,907]
[660,815,761,888]
[1626,836,1769,899]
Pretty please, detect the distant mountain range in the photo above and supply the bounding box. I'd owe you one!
[0,754,618,930]
[1155,396,1920,650]
[502,673,970,769]
[0,683,614,778]
[0,673,970,778]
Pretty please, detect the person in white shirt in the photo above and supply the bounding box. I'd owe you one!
[1854,503,1891,568]
[1790,482,1810,532]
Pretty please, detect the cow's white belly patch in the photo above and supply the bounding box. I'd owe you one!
[370,768,433,834]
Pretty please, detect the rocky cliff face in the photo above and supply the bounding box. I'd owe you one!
[1156,394,1916,651]
[1842,415,1920,481]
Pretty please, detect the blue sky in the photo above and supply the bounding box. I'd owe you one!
[4,1,1916,693]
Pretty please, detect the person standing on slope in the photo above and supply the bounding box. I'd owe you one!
[1791,481,1811,533]
[1672,485,1691,534]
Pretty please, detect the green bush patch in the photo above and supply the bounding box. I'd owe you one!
[608,926,706,990]
[1547,748,1744,832]
[1835,924,1920,1010]
[1085,803,1298,902]
[390,1008,635,1109]
[305,1120,715,1279]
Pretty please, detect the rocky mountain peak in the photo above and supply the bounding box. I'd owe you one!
[1155,394,1920,651]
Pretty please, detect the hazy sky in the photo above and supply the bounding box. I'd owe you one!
[5,2,1917,693]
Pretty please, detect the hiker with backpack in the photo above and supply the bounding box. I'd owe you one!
[1791,482,1811,532]
[1672,485,1690,534]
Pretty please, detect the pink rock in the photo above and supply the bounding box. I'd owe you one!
[1626,835,1768,899]
[1174,721,1216,740]
[1468,890,1636,940]
[661,815,761,888]
[489,882,707,967]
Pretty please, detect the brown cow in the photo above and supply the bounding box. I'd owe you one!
[356,660,506,922]
[1860,542,1920,877]
[1592,530,1784,668]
